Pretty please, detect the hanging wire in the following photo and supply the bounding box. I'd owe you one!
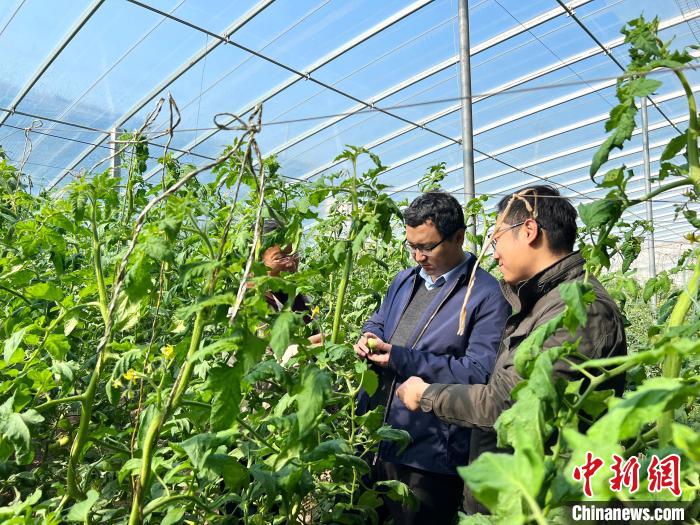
[0,63,697,140]
[238,7,453,127]
[0,0,27,39]
[122,0,697,166]
[553,0,683,135]
[3,102,696,219]
[147,0,333,136]
[24,0,188,155]
[192,33,209,152]
[2,0,698,205]
[390,188,695,204]
[6,112,697,210]
[492,0,616,112]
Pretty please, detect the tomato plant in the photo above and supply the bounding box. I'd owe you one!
[0,15,698,525]
[0,111,412,523]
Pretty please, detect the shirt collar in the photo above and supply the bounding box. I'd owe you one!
[418,254,468,290]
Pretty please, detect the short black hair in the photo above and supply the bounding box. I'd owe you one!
[496,185,577,253]
[403,192,466,238]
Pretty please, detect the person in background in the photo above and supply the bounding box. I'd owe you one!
[353,192,510,524]
[396,185,627,513]
[259,218,308,319]
[257,218,323,361]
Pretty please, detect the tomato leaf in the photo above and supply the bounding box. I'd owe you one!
[25,282,63,302]
[294,366,330,437]
[205,365,242,431]
[66,489,99,522]
[4,326,29,363]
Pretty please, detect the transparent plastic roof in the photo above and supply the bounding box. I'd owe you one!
[0,0,698,249]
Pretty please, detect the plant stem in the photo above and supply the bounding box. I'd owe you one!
[347,376,360,506]
[674,70,700,191]
[629,177,693,206]
[331,155,361,344]
[129,310,206,525]
[330,244,353,344]
[66,205,111,499]
[0,283,33,305]
[236,414,280,453]
[658,249,700,446]
[35,394,85,412]
[66,349,106,499]
[142,494,213,516]
[128,135,265,524]
[91,201,109,323]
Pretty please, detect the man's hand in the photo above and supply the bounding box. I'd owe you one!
[308,332,324,346]
[396,376,430,411]
[353,333,392,367]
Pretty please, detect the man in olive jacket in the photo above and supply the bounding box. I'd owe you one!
[396,185,627,513]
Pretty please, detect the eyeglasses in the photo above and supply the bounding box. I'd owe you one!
[490,220,546,250]
[403,237,447,255]
[490,221,526,250]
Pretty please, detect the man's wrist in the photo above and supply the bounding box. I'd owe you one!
[419,383,448,413]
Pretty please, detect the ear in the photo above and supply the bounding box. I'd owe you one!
[522,219,540,246]
[453,228,465,246]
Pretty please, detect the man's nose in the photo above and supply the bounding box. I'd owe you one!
[413,251,428,263]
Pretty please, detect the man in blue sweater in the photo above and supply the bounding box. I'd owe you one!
[354,192,510,524]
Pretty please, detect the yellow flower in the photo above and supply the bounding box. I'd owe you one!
[310,305,320,319]
[123,369,137,382]
[161,344,175,360]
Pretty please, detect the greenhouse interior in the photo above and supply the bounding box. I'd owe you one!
[0,0,699,523]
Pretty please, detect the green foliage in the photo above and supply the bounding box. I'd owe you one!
[458,16,700,524]
[0,137,408,524]
[418,162,448,192]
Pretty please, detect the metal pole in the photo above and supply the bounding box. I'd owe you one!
[458,0,477,252]
[110,128,121,180]
[641,97,657,309]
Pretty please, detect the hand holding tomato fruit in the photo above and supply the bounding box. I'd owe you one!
[354,332,392,367]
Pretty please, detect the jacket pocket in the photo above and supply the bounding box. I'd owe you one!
[446,422,471,467]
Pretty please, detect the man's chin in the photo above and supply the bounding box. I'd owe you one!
[500,271,517,285]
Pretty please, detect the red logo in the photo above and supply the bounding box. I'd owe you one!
[609,454,640,493]
[647,454,681,497]
[572,453,682,498]
[573,452,605,498]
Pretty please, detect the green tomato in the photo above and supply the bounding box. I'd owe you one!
[367,338,378,353]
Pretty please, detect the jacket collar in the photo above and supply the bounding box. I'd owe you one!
[501,251,585,314]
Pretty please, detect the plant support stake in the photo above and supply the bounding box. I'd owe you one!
[641,97,657,309]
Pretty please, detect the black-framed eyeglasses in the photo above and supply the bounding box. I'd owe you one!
[490,220,545,250]
[403,237,447,256]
